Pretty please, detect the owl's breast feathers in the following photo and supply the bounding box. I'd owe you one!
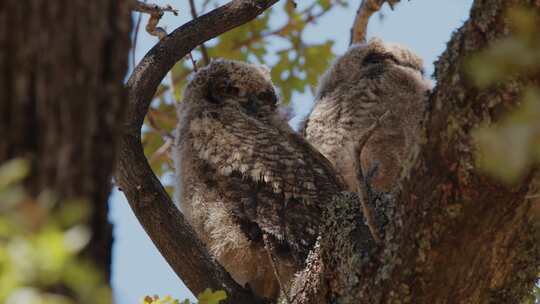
[189,106,346,262]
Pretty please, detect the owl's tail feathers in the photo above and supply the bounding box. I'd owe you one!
[352,110,390,244]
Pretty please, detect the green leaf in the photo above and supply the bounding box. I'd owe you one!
[197,289,227,304]
[0,158,30,188]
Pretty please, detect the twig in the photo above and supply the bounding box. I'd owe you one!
[188,0,211,65]
[149,137,174,166]
[188,52,198,72]
[201,0,212,12]
[353,111,390,244]
[146,109,175,141]
[135,0,197,102]
[132,6,144,69]
[133,1,182,102]
[350,0,401,45]
[131,0,179,39]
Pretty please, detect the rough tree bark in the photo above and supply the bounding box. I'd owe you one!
[115,0,540,303]
[293,0,540,303]
[0,0,131,281]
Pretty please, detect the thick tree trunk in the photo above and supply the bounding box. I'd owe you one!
[0,0,131,281]
[291,1,540,303]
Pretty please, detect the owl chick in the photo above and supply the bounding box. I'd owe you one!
[303,38,431,193]
[174,59,346,299]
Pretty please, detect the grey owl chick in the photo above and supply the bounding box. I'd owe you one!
[174,59,346,299]
[303,38,431,193]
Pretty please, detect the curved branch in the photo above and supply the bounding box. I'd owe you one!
[115,0,278,302]
[350,0,401,45]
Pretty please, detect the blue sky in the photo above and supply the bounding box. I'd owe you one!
[109,1,474,303]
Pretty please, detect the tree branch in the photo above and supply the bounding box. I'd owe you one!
[115,1,278,302]
[187,0,211,66]
[131,1,179,39]
[131,0,179,15]
[350,0,401,45]
[368,0,540,301]
[293,0,540,303]
[401,2,540,299]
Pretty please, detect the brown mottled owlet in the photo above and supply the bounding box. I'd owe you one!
[173,59,346,299]
[303,38,431,192]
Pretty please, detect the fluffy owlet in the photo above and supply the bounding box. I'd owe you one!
[303,38,431,193]
[173,59,346,298]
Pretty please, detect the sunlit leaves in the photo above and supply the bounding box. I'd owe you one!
[141,289,226,304]
[271,41,334,102]
[197,289,227,304]
[304,41,334,89]
[207,9,272,62]
[143,295,181,304]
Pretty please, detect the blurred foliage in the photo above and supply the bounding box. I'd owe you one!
[142,289,226,304]
[524,285,540,304]
[0,159,110,304]
[468,7,540,184]
[0,159,227,304]
[467,8,540,303]
[140,0,346,190]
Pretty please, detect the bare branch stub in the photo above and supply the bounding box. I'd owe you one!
[350,0,401,45]
[115,1,279,302]
[132,1,179,39]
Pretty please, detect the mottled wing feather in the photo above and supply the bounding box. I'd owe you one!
[189,107,344,258]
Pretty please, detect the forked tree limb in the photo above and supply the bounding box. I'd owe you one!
[293,0,540,303]
[115,1,278,302]
[350,0,401,44]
